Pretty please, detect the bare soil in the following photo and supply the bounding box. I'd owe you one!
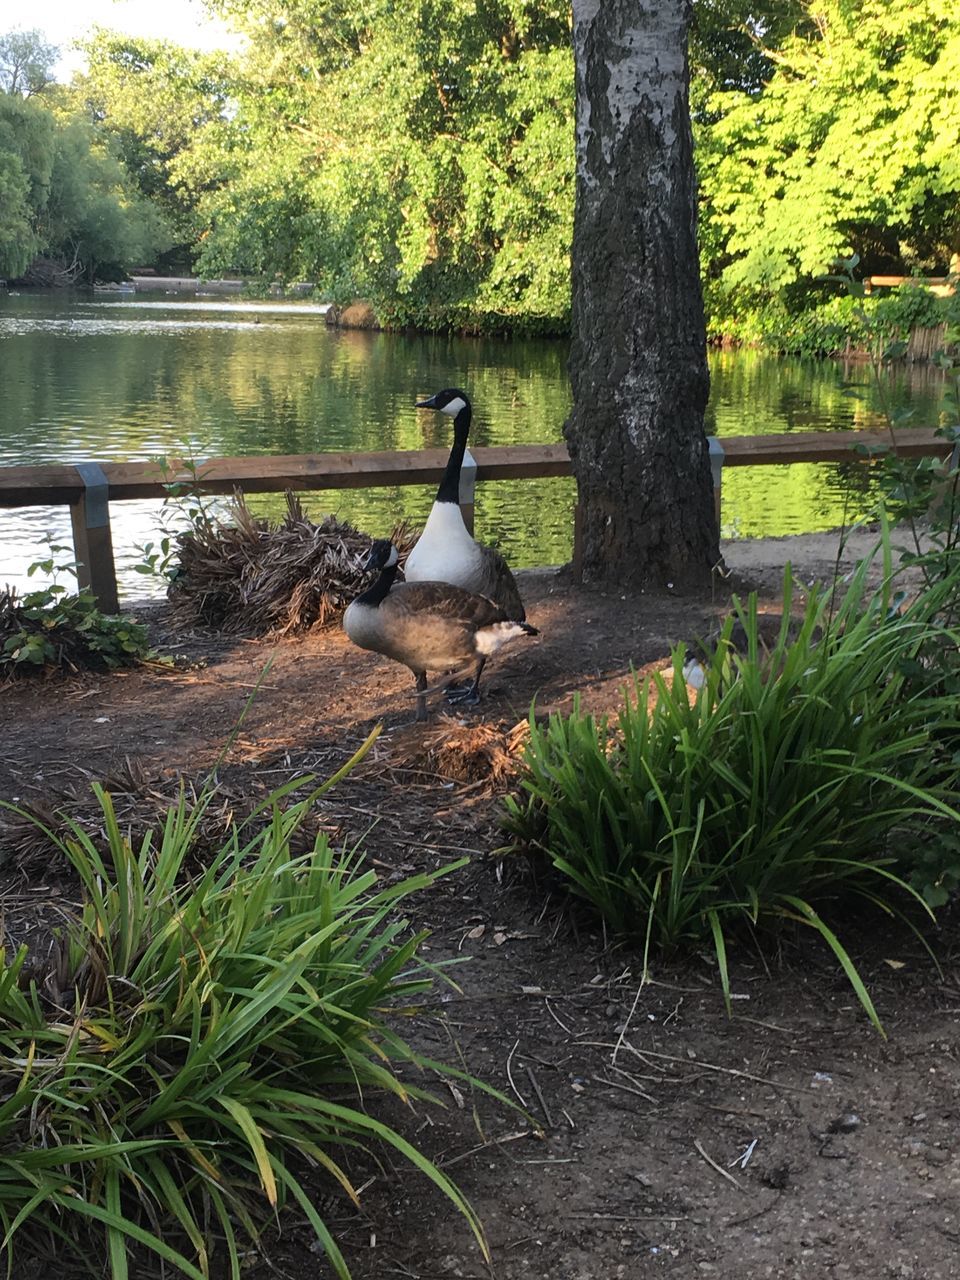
[2,530,959,1280]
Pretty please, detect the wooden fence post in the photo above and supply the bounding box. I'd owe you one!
[70,462,119,614]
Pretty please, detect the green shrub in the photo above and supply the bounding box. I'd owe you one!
[503,550,960,1032]
[2,538,161,676]
[0,730,489,1278]
[0,584,159,674]
[706,280,960,357]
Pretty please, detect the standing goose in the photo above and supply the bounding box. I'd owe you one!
[406,388,527,619]
[343,540,538,722]
[683,613,823,690]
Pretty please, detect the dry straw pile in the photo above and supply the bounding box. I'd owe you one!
[167,492,417,635]
[395,715,533,789]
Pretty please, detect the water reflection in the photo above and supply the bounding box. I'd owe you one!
[0,291,946,597]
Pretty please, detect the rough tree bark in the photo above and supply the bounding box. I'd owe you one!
[564,0,719,588]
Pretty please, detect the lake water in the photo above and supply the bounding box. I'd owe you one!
[0,290,948,598]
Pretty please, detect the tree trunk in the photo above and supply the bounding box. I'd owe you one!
[564,0,718,588]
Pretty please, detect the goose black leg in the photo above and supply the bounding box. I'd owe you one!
[414,670,428,722]
[446,658,486,706]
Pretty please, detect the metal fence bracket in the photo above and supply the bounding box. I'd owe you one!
[459,446,478,533]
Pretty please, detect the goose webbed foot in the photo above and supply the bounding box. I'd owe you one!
[445,682,481,706]
[444,659,485,707]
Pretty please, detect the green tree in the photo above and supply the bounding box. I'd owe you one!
[699,0,960,303]
[194,0,575,329]
[0,61,171,282]
[53,0,960,337]
[0,91,53,275]
[77,32,235,263]
[0,28,58,97]
[0,147,38,276]
[40,116,170,281]
[690,0,807,108]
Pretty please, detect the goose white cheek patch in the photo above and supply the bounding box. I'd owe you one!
[441,396,467,416]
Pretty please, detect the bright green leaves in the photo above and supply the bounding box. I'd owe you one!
[698,0,960,305]
[166,1,575,329]
[16,0,953,328]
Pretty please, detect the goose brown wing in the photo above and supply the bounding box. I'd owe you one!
[477,545,526,620]
[387,581,507,629]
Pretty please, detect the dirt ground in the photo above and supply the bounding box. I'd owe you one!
[2,529,960,1280]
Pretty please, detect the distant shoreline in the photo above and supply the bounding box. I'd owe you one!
[121,276,318,297]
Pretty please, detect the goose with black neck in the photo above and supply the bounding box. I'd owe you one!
[406,388,527,620]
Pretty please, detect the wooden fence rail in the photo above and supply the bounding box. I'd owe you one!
[1,427,952,612]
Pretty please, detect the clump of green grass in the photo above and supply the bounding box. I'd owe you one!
[0,728,489,1278]
[504,543,960,1033]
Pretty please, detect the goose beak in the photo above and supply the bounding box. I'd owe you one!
[361,549,378,572]
[415,394,439,409]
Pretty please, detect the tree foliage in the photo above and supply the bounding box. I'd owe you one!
[5,1,960,332]
[0,29,171,281]
[0,92,52,275]
[182,0,575,328]
[689,0,807,106]
[698,0,960,303]
[0,28,58,97]
[77,33,234,261]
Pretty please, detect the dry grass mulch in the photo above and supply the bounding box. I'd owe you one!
[167,492,418,635]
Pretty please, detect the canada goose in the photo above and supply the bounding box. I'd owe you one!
[406,388,526,619]
[683,613,823,689]
[343,540,538,722]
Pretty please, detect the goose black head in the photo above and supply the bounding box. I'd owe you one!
[415,388,471,417]
[363,540,400,573]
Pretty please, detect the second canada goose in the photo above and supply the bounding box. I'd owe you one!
[343,540,538,722]
[683,613,823,689]
[405,388,527,619]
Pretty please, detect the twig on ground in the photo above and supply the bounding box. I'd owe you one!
[544,998,574,1035]
[628,1044,810,1094]
[735,1015,795,1034]
[611,974,647,1067]
[663,996,684,1027]
[591,1073,656,1104]
[567,1213,690,1223]
[505,1038,527,1108]
[725,1196,781,1230]
[694,1138,744,1192]
[439,1129,534,1171]
[580,1040,810,1095]
[525,1065,553,1128]
[695,1101,793,1122]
